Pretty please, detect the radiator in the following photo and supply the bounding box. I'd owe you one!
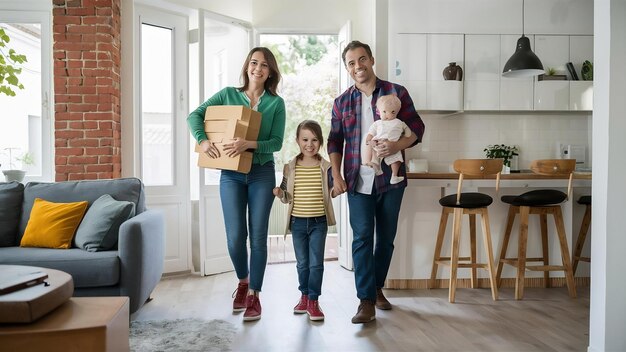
[268,197,289,236]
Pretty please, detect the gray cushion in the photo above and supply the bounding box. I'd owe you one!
[19,178,145,243]
[0,182,24,247]
[74,194,135,252]
[0,247,120,288]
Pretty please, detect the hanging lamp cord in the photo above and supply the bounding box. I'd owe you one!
[522,0,525,36]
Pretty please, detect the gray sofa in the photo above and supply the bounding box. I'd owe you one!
[0,177,164,314]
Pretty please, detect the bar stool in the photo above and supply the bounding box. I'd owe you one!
[572,195,591,275]
[496,159,577,300]
[429,159,502,303]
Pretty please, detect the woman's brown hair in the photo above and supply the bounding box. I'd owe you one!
[238,47,282,96]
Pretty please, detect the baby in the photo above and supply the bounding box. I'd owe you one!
[365,94,412,184]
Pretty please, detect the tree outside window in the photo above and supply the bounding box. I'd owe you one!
[260,35,338,168]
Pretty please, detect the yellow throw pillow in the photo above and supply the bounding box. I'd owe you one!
[20,198,89,249]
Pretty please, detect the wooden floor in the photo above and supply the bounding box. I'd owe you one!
[132,261,590,352]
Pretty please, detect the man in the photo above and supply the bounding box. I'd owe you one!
[327,40,425,324]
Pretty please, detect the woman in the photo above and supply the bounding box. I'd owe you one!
[187,47,285,322]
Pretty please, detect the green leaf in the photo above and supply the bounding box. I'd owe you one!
[0,27,28,96]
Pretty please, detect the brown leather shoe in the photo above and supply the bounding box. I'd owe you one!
[351,300,376,324]
[376,288,392,310]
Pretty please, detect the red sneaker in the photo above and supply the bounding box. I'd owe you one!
[243,294,262,321]
[307,299,325,321]
[293,294,308,314]
[232,282,248,312]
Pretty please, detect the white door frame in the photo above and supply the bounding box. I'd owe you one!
[337,21,354,270]
[134,4,191,273]
[197,10,252,276]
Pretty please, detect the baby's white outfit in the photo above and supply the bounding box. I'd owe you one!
[368,119,412,165]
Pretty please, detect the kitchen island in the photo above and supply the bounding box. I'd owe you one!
[386,172,591,290]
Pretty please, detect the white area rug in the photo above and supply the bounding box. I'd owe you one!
[130,318,236,352]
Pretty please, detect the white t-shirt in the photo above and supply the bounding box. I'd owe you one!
[356,94,375,194]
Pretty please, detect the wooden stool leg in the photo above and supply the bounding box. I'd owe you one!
[516,206,530,300]
[469,213,477,289]
[480,208,498,300]
[572,204,591,275]
[553,207,577,298]
[497,206,517,287]
[430,208,450,289]
[449,208,463,303]
[539,213,551,288]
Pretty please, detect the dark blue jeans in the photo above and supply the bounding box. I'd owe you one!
[291,215,328,300]
[220,162,275,292]
[348,187,405,301]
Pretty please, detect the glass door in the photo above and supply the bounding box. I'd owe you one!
[136,4,190,273]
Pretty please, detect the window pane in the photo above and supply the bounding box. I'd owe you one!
[141,23,173,186]
[0,23,42,177]
[259,34,338,170]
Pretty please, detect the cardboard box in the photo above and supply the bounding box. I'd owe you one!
[194,106,262,173]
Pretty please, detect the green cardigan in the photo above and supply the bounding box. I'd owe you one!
[187,87,286,166]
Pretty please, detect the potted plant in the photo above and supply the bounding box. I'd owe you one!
[484,144,519,173]
[581,60,593,81]
[538,67,567,81]
[2,148,34,182]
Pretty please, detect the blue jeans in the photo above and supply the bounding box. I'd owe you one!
[220,162,275,292]
[291,215,328,300]
[348,187,405,301]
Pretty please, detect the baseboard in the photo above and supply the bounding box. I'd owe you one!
[385,276,591,289]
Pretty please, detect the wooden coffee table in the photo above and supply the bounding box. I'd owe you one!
[0,265,73,323]
[0,296,130,352]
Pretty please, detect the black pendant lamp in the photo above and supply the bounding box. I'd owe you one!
[502,0,544,77]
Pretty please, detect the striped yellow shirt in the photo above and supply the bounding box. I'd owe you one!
[292,165,325,217]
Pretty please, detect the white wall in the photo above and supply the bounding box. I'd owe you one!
[410,113,591,172]
[390,0,593,35]
[165,0,252,22]
[165,0,375,45]
[589,0,626,350]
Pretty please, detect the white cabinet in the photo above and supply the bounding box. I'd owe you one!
[464,34,535,111]
[534,35,570,110]
[464,35,500,110]
[392,33,464,111]
[464,34,593,111]
[570,81,593,110]
[500,35,535,110]
[393,34,427,109]
[394,33,593,112]
[569,36,594,110]
[533,35,593,111]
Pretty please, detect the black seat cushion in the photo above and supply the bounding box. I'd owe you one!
[578,195,591,205]
[440,192,493,208]
[501,189,567,206]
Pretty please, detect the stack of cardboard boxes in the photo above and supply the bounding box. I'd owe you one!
[194,106,262,173]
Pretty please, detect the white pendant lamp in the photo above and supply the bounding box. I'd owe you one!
[502,0,544,77]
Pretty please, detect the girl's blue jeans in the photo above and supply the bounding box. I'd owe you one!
[291,215,328,300]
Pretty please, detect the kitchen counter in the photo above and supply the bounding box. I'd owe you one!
[386,171,592,289]
[407,171,592,180]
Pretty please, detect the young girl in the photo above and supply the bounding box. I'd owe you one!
[273,120,336,321]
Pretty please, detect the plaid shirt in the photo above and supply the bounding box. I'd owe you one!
[327,78,425,194]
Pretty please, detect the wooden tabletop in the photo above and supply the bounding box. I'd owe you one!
[407,172,592,180]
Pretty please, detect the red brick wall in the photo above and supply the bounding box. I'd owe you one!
[52,0,121,181]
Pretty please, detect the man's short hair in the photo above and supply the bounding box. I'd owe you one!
[342,40,373,65]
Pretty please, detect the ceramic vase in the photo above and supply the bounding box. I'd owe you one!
[3,170,26,182]
[443,62,463,81]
